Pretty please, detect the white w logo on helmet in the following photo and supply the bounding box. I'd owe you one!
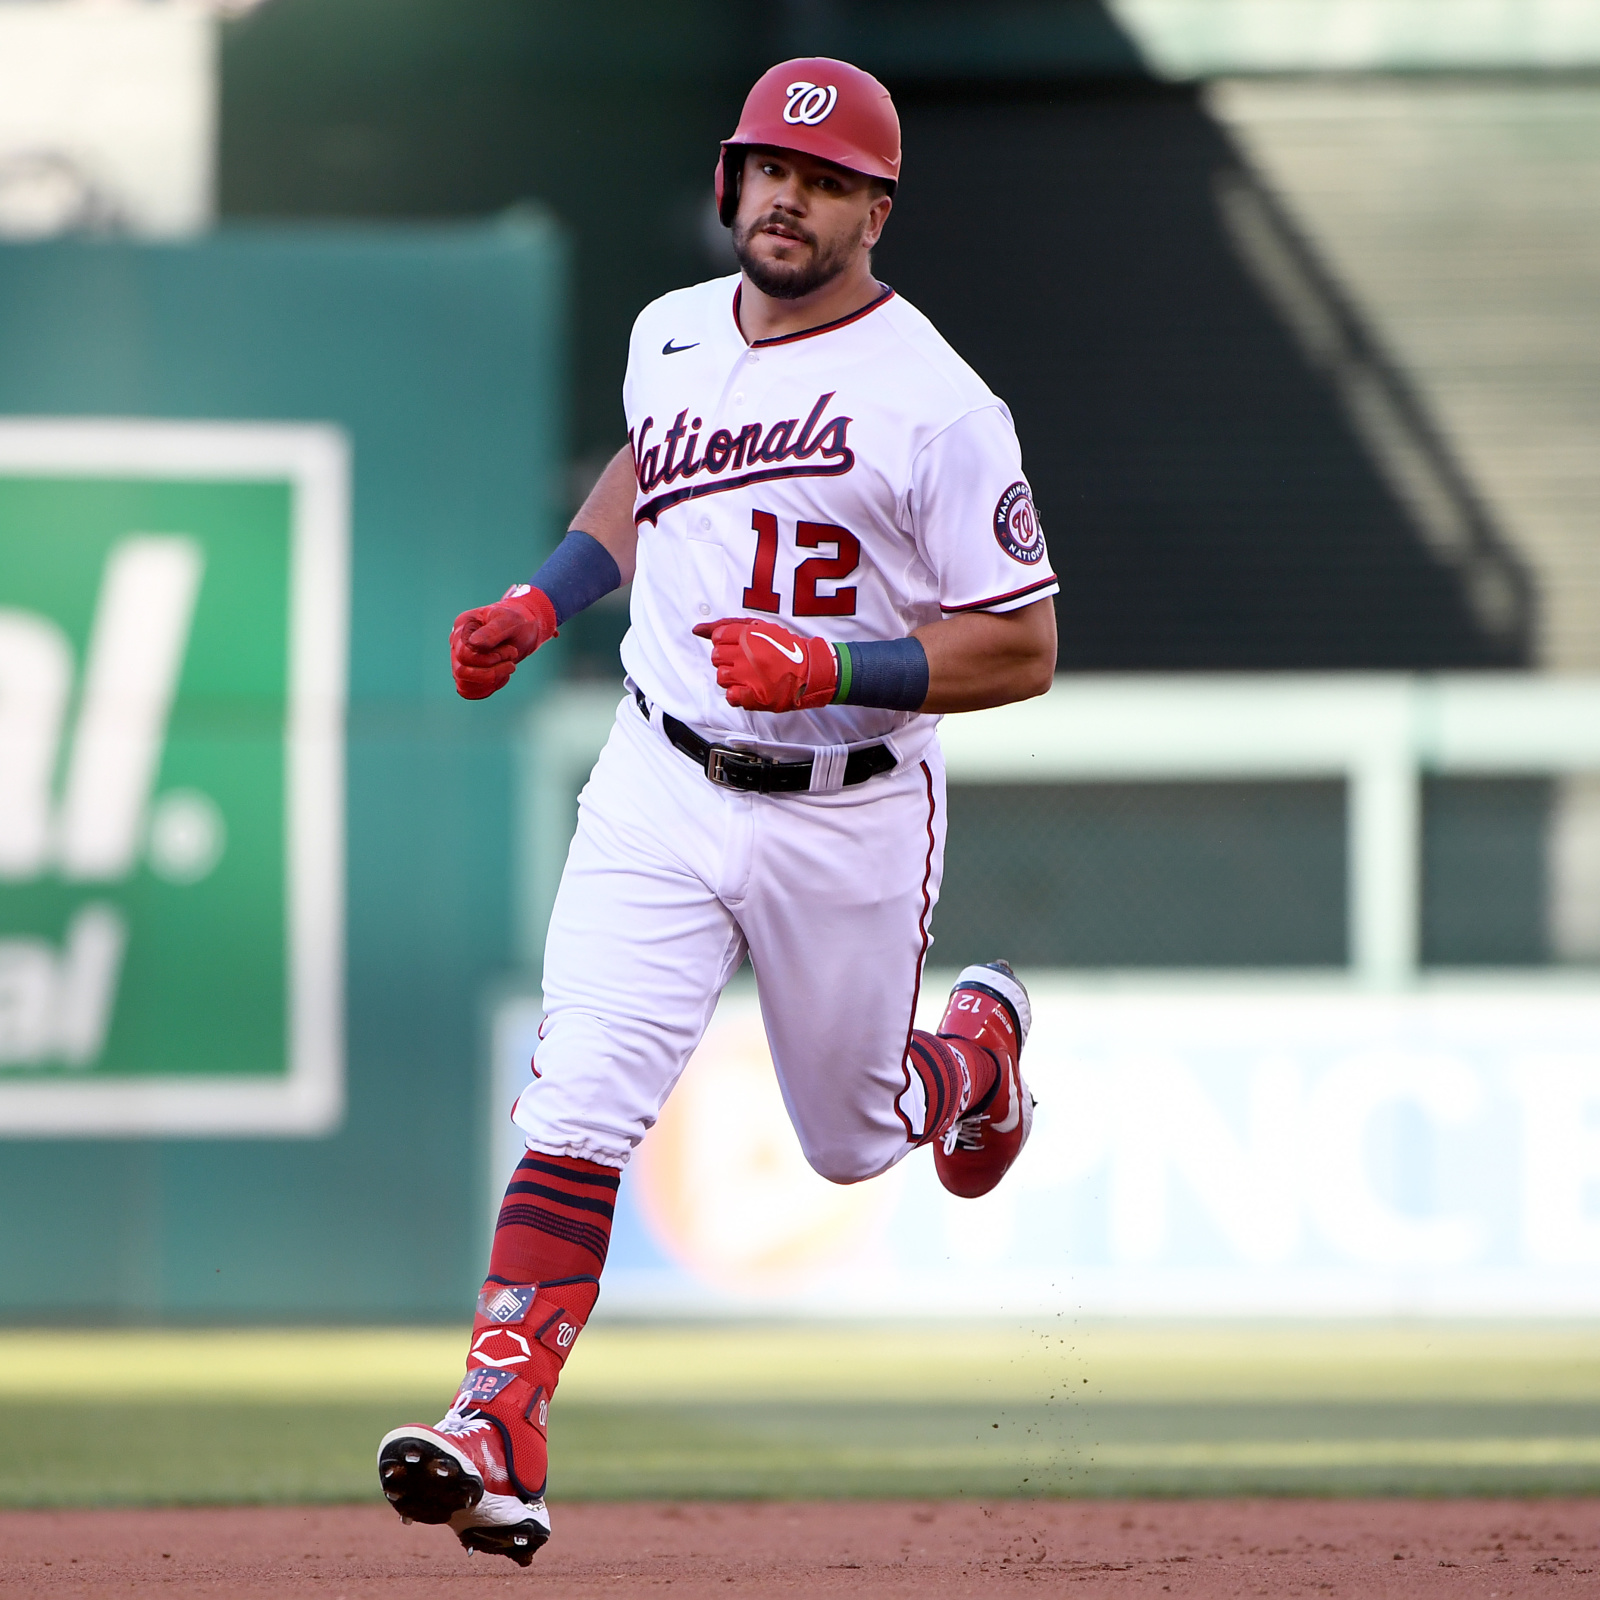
[783,82,838,125]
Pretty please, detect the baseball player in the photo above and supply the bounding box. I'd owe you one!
[378,57,1058,1564]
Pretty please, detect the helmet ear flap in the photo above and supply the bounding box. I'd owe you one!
[716,146,742,228]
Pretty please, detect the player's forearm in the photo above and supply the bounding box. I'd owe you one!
[516,447,637,632]
[571,445,640,585]
[912,599,1057,713]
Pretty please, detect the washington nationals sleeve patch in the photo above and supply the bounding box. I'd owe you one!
[993,481,1045,565]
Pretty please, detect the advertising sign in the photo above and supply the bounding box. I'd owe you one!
[492,976,1600,1316]
[0,420,347,1135]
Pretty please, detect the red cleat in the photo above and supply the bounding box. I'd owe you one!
[932,960,1034,1199]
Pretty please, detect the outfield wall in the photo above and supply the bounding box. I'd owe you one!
[494,680,1600,1320]
[491,975,1600,1321]
[0,219,568,1320]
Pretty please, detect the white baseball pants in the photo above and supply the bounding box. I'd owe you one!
[512,694,947,1182]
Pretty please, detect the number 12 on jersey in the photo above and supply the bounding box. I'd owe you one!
[743,509,860,617]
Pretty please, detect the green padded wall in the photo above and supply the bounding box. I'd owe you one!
[0,215,567,1320]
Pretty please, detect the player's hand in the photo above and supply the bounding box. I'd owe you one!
[692,617,838,713]
[450,585,558,700]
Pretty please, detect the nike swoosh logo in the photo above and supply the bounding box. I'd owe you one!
[750,630,805,663]
[662,339,699,355]
[990,1063,1022,1133]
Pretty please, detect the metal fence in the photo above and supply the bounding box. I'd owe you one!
[521,674,1600,986]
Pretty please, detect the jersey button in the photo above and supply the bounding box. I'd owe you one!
[698,603,710,616]
[732,392,746,405]
[698,516,712,532]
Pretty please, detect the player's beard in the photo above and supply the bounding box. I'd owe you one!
[732,211,866,300]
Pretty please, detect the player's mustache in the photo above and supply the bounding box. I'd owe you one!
[749,213,817,248]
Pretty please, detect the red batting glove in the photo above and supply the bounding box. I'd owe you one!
[692,617,839,712]
[450,585,558,700]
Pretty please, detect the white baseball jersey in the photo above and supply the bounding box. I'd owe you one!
[516,273,1053,1180]
[619,274,1058,751]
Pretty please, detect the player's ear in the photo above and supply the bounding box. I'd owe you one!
[863,191,892,251]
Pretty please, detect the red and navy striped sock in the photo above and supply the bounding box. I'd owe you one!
[906,1030,999,1146]
[489,1151,619,1284]
[454,1152,617,1499]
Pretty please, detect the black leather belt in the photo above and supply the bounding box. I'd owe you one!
[635,688,897,794]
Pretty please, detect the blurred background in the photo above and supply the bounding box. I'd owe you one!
[3,0,1600,1507]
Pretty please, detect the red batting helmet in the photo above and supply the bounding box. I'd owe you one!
[715,57,901,228]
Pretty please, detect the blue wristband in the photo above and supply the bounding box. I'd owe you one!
[529,530,622,625]
[832,637,929,712]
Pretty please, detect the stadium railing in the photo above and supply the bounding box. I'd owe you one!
[520,674,1600,988]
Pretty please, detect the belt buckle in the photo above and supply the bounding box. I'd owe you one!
[705,745,769,791]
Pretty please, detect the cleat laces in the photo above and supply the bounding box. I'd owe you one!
[436,1404,493,1440]
[942,1112,987,1155]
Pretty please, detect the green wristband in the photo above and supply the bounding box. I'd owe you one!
[831,641,852,704]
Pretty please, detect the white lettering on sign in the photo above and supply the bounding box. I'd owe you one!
[0,610,71,877]
[1512,1057,1600,1265]
[57,536,204,880]
[1303,1051,1482,1267]
[1106,1055,1301,1267]
[607,985,1600,1316]
[0,535,207,885]
[0,903,125,1066]
[0,538,207,1074]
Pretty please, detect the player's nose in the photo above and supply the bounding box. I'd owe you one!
[769,174,807,212]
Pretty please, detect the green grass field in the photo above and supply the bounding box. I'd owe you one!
[5,1324,1600,1506]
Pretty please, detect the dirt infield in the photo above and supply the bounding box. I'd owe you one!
[3,1499,1598,1597]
